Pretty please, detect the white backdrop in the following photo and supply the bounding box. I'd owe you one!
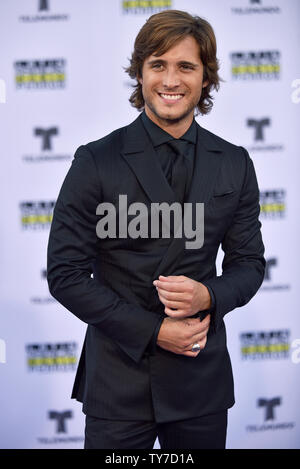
[0,0,299,449]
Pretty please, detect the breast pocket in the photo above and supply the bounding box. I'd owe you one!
[211,190,237,210]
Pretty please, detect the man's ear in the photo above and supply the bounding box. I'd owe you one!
[202,79,209,88]
[137,75,143,85]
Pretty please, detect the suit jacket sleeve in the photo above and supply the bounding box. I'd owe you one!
[202,147,265,331]
[47,145,163,364]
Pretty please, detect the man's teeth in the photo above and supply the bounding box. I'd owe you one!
[160,94,183,100]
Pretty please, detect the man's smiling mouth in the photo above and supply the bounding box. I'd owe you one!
[159,93,184,101]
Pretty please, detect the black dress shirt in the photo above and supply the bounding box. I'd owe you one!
[141,110,197,197]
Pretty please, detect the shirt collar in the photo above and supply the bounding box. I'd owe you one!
[141,111,197,147]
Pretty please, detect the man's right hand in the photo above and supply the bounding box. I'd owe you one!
[156,314,210,357]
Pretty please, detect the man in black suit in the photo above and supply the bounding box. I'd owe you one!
[47,10,265,449]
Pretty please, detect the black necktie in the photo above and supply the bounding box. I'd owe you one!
[168,139,188,205]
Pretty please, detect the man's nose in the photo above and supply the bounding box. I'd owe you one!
[162,68,180,88]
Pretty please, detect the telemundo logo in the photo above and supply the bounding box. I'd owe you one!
[231,0,281,15]
[19,0,69,22]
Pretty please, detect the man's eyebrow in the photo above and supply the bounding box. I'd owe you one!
[146,59,200,67]
[178,60,200,67]
[146,59,166,65]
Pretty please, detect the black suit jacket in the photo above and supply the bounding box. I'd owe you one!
[47,114,265,423]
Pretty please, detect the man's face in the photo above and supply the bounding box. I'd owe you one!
[139,35,208,128]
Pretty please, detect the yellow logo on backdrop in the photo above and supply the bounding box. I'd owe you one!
[123,0,172,11]
[16,73,65,84]
[260,203,285,215]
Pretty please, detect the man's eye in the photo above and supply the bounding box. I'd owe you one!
[152,63,163,69]
[181,64,194,70]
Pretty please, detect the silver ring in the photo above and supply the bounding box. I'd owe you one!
[191,343,201,352]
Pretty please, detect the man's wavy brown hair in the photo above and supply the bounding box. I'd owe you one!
[125,10,220,115]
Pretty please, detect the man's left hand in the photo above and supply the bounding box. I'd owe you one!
[153,275,212,318]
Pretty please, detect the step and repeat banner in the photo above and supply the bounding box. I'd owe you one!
[0,0,299,449]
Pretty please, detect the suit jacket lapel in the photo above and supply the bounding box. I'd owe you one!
[183,123,223,235]
[121,115,176,206]
[186,123,223,205]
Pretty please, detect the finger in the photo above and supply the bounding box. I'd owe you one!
[181,350,200,358]
[164,306,188,318]
[192,314,210,330]
[158,296,186,310]
[187,333,208,350]
[189,323,210,338]
[156,288,186,302]
[190,329,209,343]
[201,314,211,326]
[153,280,187,293]
[159,275,186,282]
[186,336,208,353]
[156,291,182,309]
